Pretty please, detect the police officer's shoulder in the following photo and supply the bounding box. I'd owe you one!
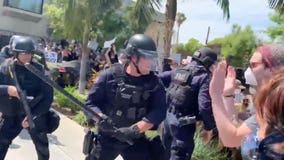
[110,63,124,75]
[147,71,164,87]
[31,59,44,71]
[188,63,208,75]
[0,58,13,75]
[94,68,114,84]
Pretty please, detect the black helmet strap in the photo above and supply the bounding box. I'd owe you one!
[131,55,141,75]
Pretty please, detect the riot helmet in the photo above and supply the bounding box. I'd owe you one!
[192,47,218,68]
[124,34,158,74]
[10,36,36,54]
[125,34,157,58]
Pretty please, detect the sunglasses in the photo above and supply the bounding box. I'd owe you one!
[249,61,264,69]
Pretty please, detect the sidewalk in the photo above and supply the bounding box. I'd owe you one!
[5,112,123,160]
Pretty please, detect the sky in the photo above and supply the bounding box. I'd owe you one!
[157,0,276,44]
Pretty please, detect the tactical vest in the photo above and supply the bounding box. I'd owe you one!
[0,60,42,116]
[106,63,158,127]
[167,64,206,117]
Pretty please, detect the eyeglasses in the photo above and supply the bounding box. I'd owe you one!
[249,61,264,69]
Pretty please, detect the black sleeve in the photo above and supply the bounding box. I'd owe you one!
[158,70,173,88]
[31,65,54,115]
[198,74,216,131]
[143,78,167,127]
[0,64,10,96]
[85,70,108,114]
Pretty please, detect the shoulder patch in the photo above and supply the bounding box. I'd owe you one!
[173,69,191,83]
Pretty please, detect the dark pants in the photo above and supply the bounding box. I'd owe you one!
[0,114,49,160]
[162,111,196,160]
[86,135,152,160]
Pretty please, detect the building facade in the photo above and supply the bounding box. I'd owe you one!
[0,0,49,48]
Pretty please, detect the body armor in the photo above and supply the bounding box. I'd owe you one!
[106,64,158,127]
[167,64,207,118]
[0,60,43,116]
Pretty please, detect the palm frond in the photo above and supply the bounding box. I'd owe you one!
[268,0,284,14]
[132,0,162,25]
[216,0,230,21]
[268,0,284,8]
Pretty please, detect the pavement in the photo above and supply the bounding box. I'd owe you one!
[5,111,123,160]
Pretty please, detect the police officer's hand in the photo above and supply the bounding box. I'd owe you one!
[202,129,213,144]
[22,116,29,128]
[98,114,115,132]
[114,125,142,141]
[7,86,19,99]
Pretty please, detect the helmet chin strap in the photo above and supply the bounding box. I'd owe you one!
[132,56,141,75]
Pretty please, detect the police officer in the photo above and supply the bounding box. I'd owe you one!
[0,36,53,160]
[160,47,217,160]
[85,34,167,160]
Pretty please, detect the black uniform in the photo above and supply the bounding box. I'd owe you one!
[0,36,54,160]
[160,47,218,160]
[85,34,167,160]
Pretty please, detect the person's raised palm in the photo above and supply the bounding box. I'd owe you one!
[209,61,227,97]
[223,66,236,95]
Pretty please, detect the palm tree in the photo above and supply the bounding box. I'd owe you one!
[268,0,284,14]
[163,0,230,58]
[64,0,121,94]
[176,12,186,44]
[164,0,177,58]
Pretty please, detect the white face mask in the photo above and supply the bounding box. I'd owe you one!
[244,68,258,86]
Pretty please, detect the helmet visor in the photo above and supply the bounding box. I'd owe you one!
[137,48,158,58]
[137,56,159,72]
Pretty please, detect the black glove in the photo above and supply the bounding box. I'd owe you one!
[98,114,115,132]
[113,125,142,143]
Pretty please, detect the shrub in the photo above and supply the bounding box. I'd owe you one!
[54,86,87,113]
[73,111,87,126]
[192,128,229,160]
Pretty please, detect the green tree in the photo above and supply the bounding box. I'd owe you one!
[266,12,284,42]
[45,0,159,93]
[60,0,121,94]
[208,24,257,67]
[173,38,204,58]
[128,0,161,33]
[44,0,66,40]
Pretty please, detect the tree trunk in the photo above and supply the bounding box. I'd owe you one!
[176,25,180,45]
[78,24,90,94]
[164,0,177,58]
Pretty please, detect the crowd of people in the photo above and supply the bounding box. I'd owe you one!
[0,34,284,160]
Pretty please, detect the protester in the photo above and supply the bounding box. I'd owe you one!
[209,43,284,159]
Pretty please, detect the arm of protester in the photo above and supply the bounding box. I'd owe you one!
[210,61,252,147]
[112,45,117,53]
[104,48,112,65]
[222,66,239,124]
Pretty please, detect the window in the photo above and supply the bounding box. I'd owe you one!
[3,0,44,14]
